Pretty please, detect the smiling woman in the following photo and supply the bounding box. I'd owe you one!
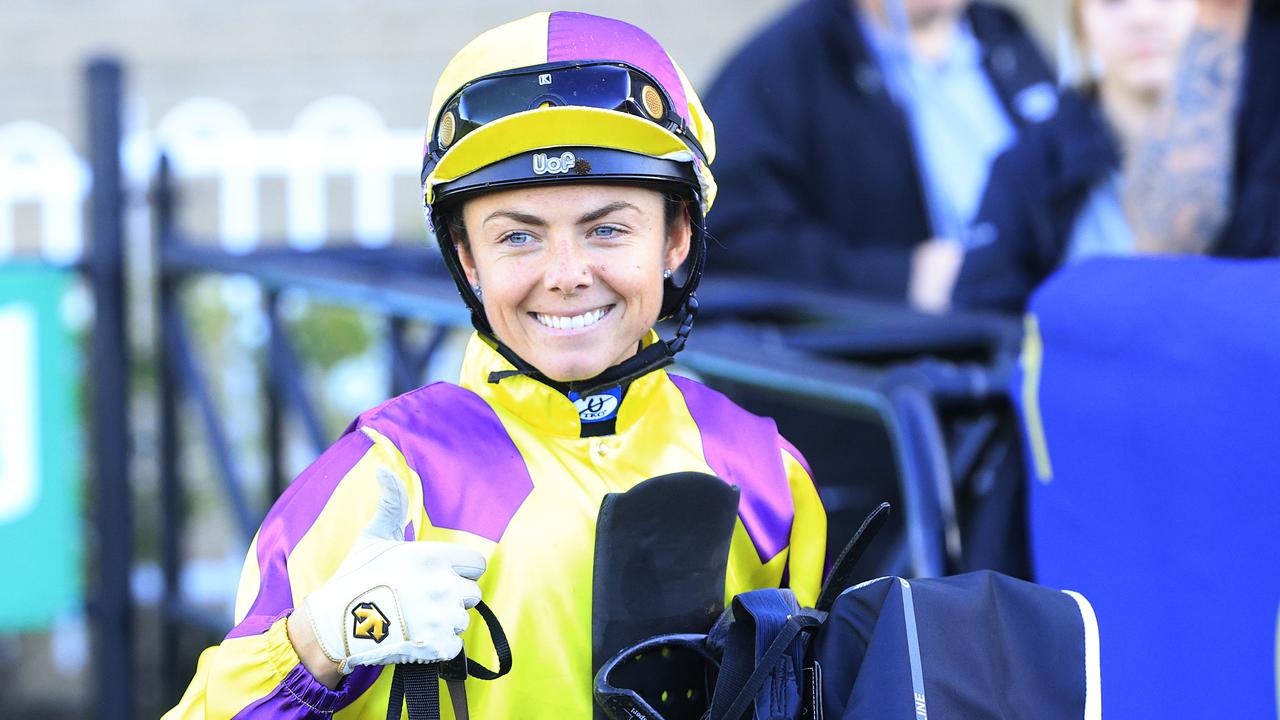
[166,11,827,720]
[454,184,690,382]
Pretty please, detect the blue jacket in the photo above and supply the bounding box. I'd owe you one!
[952,90,1117,314]
[704,0,1054,300]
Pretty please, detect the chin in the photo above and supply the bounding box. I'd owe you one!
[1122,64,1175,95]
[537,357,612,384]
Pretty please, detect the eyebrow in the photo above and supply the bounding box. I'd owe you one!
[483,209,546,227]
[576,201,639,225]
[481,201,640,228]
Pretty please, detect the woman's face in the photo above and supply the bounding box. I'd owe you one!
[903,0,966,24]
[1079,0,1197,97]
[456,183,690,383]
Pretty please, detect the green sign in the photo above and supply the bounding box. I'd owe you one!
[0,264,81,630]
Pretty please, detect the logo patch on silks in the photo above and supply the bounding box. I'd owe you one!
[351,602,390,643]
[570,387,622,424]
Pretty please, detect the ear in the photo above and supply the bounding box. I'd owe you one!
[663,202,693,272]
[454,237,481,289]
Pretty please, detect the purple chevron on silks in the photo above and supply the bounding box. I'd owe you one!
[227,431,375,640]
[354,382,533,543]
[231,663,381,719]
[669,375,796,562]
[547,11,689,123]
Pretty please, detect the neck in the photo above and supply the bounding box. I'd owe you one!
[1097,79,1164,156]
[860,0,962,62]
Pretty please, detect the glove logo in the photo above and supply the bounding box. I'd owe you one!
[351,602,390,643]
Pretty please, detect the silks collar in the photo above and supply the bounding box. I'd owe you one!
[458,331,669,438]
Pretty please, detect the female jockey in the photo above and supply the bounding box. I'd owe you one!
[166,11,826,718]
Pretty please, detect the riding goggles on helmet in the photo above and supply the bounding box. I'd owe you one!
[422,60,708,187]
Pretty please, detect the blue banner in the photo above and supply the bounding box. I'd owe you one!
[1016,257,1280,718]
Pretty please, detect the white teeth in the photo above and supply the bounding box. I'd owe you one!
[535,307,608,330]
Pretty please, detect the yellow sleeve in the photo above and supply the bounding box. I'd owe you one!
[781,445,826,608]
[164,616,308,719]
[163,428,418,718]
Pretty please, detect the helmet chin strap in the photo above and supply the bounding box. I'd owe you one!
[486,295,699,398]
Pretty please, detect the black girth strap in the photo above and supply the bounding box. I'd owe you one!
[385,599,512,720]
[386,663,440,720]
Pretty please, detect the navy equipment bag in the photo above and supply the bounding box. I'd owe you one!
[815,571,1099,719]
[595,504,1100,719]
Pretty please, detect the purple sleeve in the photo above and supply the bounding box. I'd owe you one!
[232,664,381,719]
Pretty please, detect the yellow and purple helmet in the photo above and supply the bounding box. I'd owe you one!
[421,11,716,352]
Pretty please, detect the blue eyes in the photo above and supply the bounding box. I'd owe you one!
[500,226,623,245]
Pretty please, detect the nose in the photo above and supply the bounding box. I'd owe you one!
[543,234,593,295]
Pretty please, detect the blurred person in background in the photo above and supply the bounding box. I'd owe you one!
[164,12,826,719]
[1126,0,1280,257]
[702,0,1056,581]
[705,0,1056,312]
[954,0,1271,313]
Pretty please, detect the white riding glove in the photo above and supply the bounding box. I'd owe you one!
[300,466,486,674]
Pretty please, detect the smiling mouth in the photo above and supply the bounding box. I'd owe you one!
[532,305,613,331]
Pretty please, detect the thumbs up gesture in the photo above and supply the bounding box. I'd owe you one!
[293,466,487,678]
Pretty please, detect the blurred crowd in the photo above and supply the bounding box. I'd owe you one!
[696,0,1279,581]
[705,0,1276,313]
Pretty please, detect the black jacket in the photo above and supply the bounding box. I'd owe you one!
[704,0,1054,299]
[952,91,1118,314]
[1224,0,1280,257]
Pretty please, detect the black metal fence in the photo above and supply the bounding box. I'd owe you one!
[86,58,135,720]
[77,57,1026,717]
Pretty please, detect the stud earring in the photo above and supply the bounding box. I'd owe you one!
[472,284,483,299]
[662,268,672,280]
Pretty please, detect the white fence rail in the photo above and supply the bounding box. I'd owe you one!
[0,96,423,263]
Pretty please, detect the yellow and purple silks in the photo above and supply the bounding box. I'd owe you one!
[164,333,826,718]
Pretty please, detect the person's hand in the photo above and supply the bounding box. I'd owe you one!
[909,237,964,314]
[292,466,486,682]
